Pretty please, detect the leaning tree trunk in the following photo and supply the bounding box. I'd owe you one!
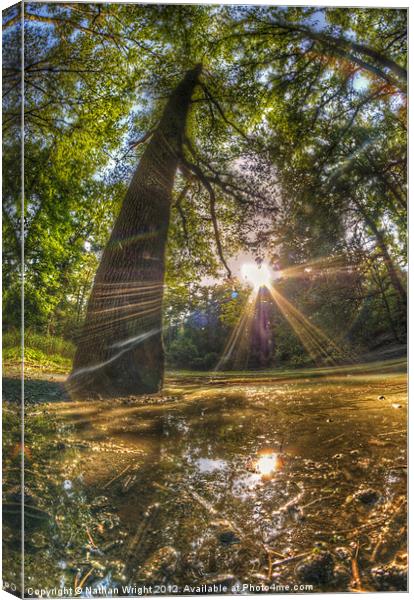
[68,64,202,398]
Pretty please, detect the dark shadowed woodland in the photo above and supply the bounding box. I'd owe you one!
[2,2,407,596]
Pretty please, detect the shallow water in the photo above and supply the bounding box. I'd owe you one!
[3,368,407,594]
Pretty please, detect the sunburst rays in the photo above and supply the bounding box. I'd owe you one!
[216,259,354,370]
[73,256,354,377]
[215,291,257,370]
[267,286,352,365]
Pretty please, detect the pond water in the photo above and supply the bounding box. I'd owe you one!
[2,366,407,595]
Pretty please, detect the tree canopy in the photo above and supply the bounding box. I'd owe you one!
[2,3,407,370]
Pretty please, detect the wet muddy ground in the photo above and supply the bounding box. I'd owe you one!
[3,363,407,595]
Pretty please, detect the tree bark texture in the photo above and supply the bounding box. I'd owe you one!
[68,64,202,398]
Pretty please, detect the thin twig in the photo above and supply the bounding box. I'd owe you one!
[266,547,285,558]
[103,463,131,489]
[180,154,232,278]
[351,543,364,591]
[267,551,273,579]
[77,568,94,592]
[86,526,96,548]
[271,551,310,568]
[200,82,250,141]
[323,432,346,444]
[378,429,406,437]
[302,493,337,510]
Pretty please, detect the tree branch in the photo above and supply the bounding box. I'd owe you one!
[200,83,250,142]
[223,19,407,92]
[179,155,232,278]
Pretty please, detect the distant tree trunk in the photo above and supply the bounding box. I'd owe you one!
[356,205,407,307]
[369,262,400,342]
[68,64,202,398]
[250,288,273,368]
[367,221,406,308]
[374,231,406,307]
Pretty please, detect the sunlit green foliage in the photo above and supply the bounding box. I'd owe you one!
[2,4,406,367]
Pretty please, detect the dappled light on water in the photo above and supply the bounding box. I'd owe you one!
[4,370,406,593]
[3,368,407,592]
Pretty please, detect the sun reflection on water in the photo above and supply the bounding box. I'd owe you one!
[255,452,279,478]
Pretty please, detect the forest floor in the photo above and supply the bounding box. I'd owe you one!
[2,359,407,594]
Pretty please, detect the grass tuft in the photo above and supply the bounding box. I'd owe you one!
[3,330,75,373]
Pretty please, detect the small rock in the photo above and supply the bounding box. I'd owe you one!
[335,547,352,562]
[355,488,380,506]
[394,551,407,565]
[333,565,351,586]
[138,546,179,581]
[286,504,304,522]
[218,530,241,545]
[91,496,110,509]
[29,532,48,549]
[211,519,241,545]
[371,563,407,591]
[392,403,402,409]
[378,396,385,400]
[296,551,335,585]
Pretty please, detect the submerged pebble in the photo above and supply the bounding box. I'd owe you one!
[296,551,335,585]
[138,546,179,581]
[355,488,380,506]
[91,495,110,509]
[211,519,241,546]
[371,563,407,591]
[334,547,352,562]
[333,565,351,587]
[218,530,241,545]
[29,532,48,548]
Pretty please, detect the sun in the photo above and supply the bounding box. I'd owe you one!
[241,262,272,290]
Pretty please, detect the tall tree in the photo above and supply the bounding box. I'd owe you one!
[69,65,202,397]
[3,4,406,391]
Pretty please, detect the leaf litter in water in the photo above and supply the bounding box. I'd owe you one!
[2,372,407,593]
